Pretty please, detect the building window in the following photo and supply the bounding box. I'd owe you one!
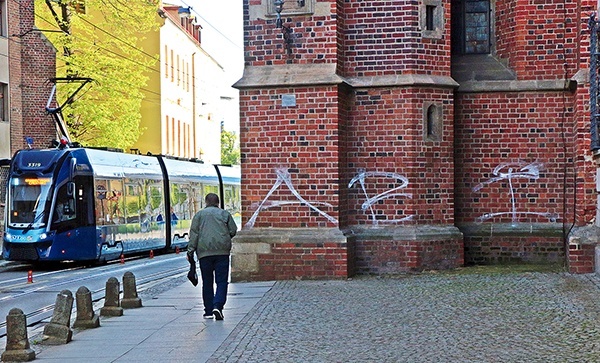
[0,0,6,37]
[171,117,176,155]
[177,119,181,156]
[451,0,491,54]
[0,83,7,122]
[420,0,443,39]
[164,46,169,78]
[170,50,174,82]
[423,103,442,141]
[176,55,180,86]
[165,115,171,154]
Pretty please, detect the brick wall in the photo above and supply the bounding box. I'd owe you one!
[454,90,576,266]
[568,240,595,274]
[344,87,455,226]
[495,0,580,79]
[465,235,564,265]
[455,91,572,225]
[7,0,24,152]
[9,0,57,153]
[239,85,342,229]
[349,226,464,274]
[231,228,351,281]
[244,0,337,66]
[339,1,451,77]
[235,0,598,279]
[2,1,56,241]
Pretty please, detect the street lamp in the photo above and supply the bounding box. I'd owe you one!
[273,0,293,55]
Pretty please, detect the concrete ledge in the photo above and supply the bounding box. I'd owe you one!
[343,225,463,241]
[233,64,459,89]
[345,74,459,89]
[233,227,348,244]
[458,222,564,237]
[233,64,344,88]
[567,225,600,245]
[457,79,576,93]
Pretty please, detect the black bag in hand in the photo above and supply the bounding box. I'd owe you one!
[187,257,198,286]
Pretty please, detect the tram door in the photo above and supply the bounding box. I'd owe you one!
[74,175,94,228]
[51,174,96,257]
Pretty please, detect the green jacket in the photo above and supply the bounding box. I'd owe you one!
[187,206,238,259]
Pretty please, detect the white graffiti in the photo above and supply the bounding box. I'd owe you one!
[348,170,413,225]
[245,167,338,228]
[472,161,558,224]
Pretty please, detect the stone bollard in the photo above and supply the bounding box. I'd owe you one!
[1,308,35,362]
[73,286,100,329]
[42,289,74,345]
[100,277,123,317]
[121,271,142,309]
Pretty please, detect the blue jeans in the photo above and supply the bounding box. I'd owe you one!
[199,255,229,314]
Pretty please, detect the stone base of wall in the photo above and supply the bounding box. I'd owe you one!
[345,225,464,274]
[231,228,351,281]
[459,223,565,266]
[566,226,600,274]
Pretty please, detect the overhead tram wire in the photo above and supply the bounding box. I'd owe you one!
[60,10,221,89]
[31,17,164,105]
[12,0,228,100]
[74,8,232,85]
[34,15,160,75]
[179,0,243,51]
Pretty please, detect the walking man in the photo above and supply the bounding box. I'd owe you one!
[187,193,238,320]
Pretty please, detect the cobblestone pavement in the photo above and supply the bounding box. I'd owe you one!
[210,271,600,363]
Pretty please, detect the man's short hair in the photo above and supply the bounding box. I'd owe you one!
[205,193,219,207]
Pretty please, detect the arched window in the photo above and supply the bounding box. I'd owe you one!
[424,103,442,141]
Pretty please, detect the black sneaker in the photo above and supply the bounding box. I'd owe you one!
[203,314,214,319]
[212,308,224,320]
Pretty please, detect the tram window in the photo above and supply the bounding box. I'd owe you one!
[9,177,52,226]
[125,179,141,224]
[170,183,190,220]
[191,184,203,213]
[105,180,124,224]
[203,185,219,199]
[148,184,163,222]
[224,185,240,215]
[53,183,76,223]
[95,180,109,225]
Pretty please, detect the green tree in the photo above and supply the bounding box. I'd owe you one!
[35,0,160,150]
[221,129,240,165]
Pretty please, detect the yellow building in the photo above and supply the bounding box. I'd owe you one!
[134,3,232,164]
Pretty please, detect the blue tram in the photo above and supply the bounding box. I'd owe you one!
[2,147,240,263]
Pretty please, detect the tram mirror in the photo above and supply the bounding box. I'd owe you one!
[69,158,77,178]
[67,181,75,198]
[63,204,74,216]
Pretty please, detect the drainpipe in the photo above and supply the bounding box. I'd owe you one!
[192,52,196,158]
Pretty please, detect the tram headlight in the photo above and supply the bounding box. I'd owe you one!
[39,233,47,240]
[4,233,10,241]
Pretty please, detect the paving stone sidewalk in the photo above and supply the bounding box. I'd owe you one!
[210,271,600,363]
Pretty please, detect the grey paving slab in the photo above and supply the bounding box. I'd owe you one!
[8,272,600,362]
[24,280,274,362]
